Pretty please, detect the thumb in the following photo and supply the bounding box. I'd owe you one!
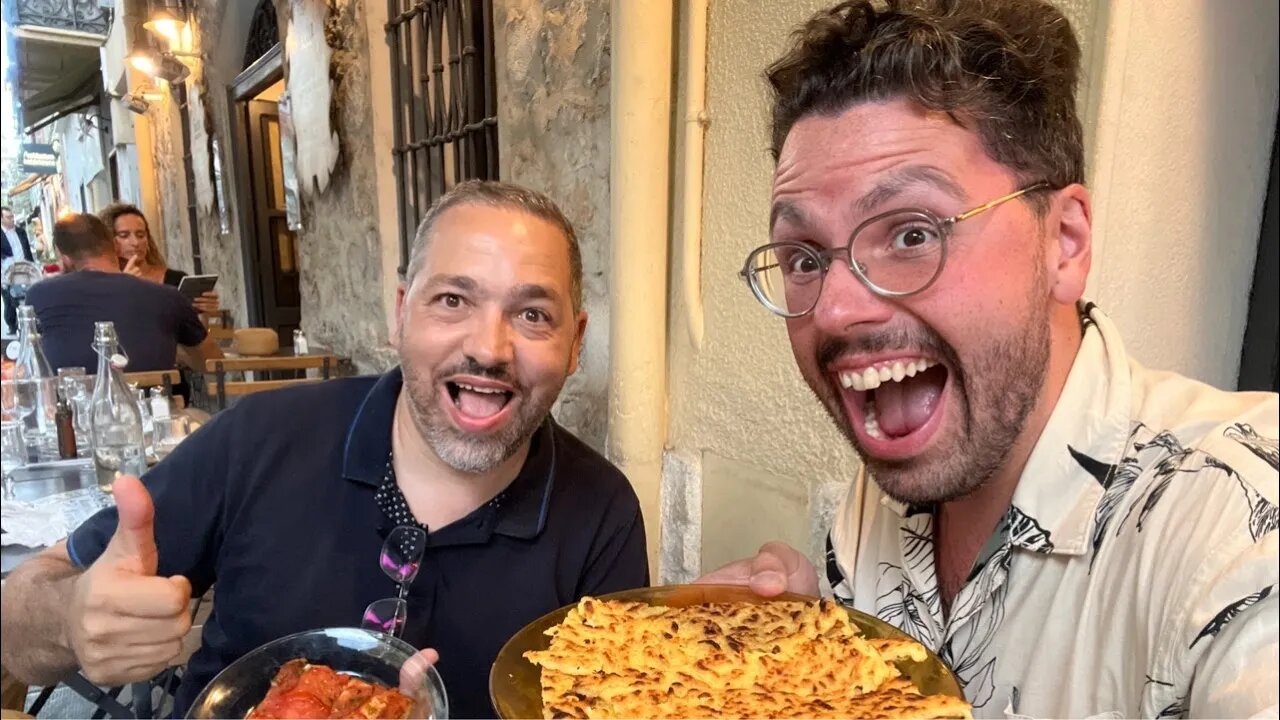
[102,475,158,575]
[747,546,790,598]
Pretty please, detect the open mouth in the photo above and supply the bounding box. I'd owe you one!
[443,379,515,431]
[835,357,949,457]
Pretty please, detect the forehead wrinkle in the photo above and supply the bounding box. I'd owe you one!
[853,165,970,217]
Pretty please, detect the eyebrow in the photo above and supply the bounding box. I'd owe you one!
[423,274,479,293]
[769,201,807,233]
[853,165,969,216]
[769,165,969,234]
[509,283,562,306]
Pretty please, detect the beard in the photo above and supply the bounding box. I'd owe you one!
[807,278,1052,506]
[400,351,561,474]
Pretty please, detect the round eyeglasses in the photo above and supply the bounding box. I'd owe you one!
[740,183,1048,317]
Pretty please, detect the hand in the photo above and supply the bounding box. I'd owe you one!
[65,476,193,686]
[694,541,820,598]
[193,291,221,316]
[122,256,143,278]
[399,648,440,702]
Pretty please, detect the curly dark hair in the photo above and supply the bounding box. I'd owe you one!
[98,202,166,268]
[767,0,1084,193]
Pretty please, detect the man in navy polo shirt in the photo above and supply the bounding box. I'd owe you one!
[0,181,649,718]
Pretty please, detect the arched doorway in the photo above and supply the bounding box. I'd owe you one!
[227,0,299,338]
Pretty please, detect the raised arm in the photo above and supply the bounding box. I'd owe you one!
[0,477,192,687]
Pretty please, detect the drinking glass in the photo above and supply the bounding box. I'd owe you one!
[1,372,36,424]
[152,414,192,461]
[1,420,27,499]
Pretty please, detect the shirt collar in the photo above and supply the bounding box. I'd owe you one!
[1004,302,1133,555]
[341,366,557,540]
[880,303,1134,556]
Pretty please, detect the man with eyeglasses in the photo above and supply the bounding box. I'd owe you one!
[701,1,1277,717]
[1,182,649,718]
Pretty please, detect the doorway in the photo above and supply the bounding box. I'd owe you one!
[228,45,300,339]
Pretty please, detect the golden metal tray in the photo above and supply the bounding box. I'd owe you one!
[488,584,965,719]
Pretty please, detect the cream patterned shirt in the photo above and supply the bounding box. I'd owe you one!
[828,304,1279,718]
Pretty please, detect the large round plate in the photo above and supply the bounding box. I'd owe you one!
[489,584,964,719]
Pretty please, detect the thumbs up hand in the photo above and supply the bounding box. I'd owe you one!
[66,476,193,686]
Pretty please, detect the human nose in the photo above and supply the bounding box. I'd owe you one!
[809,251,895,335]
[462,308,514,367]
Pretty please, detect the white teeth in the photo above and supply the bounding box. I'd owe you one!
[457,382,504,394]
[838,358,938,393]
[860,367,880,391]
[864,405,884,439]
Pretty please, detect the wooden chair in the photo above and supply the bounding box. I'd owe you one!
[123,369,181,394]
[207,327,236,346]
[86,369,181,397]
[205,355,334,411]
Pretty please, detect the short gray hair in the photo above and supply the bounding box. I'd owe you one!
[404,180,583,311]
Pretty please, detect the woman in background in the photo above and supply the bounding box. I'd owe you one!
[98,203,220,315]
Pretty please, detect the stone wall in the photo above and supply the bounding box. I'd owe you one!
[494,0,612,451]
[190,0,250,331]
[145,0,393,372]
[142,0,253,328]
[280,0,396,372]
[150,93,193,275]
[143,0,616,384]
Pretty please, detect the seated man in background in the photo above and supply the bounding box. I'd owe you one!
[0,182,648,718]
[24,213,221,372]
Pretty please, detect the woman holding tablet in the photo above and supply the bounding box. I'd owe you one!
[98,203,221,316]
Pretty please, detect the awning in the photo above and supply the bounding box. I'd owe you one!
[21,62,103,134]
[6,175,44,198]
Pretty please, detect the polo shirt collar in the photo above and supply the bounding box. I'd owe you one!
[341,366,557,540]
[341,367,402,486]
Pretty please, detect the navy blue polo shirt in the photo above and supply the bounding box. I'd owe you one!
[66,368,649,718]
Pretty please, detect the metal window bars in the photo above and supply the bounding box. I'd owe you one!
[385,0,499,277]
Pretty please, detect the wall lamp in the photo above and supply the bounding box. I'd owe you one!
[142,6,187,46]
[127,48,195,84]
[129,1,196,84]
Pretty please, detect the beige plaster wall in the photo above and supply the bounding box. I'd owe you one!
[1086,0,1278,389]
[661,0,1118,581]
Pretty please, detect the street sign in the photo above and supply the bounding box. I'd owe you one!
[20,144,59,175]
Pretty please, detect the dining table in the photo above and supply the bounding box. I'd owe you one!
[1,458,102,578]
[1,459,170,718]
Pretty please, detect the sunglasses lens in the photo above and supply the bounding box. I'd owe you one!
[362,598,408,637]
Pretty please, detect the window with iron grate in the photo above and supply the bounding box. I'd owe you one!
[385,0,499,277]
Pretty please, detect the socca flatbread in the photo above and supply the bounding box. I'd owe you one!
[524,597,972,719]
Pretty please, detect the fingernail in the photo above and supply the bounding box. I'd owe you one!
[752,570,783,586]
